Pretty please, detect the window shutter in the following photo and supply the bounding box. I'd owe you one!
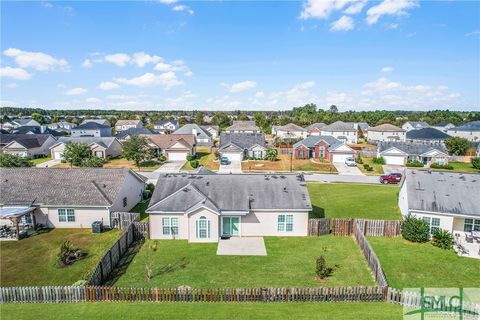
[207,220,211,238]
[196,220,199,238]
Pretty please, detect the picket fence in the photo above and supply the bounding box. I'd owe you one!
[308,218,329,236]
[331,218,401,237]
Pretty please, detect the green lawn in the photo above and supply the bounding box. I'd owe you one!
[0,302,402,320]
[182,146,219,171]
[30,156,52,165]
[307,183,401,219]
[0,228,121,286]
[448,162,480,173]
[368,237,480,289]
[357,158,384,175]
[115,236,375,288]
[130,200,150,221]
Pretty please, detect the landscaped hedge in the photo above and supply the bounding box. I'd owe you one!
[430,163,453,170]
[401,215,429,243]
[372,157,386,165]
[406,160,423,167]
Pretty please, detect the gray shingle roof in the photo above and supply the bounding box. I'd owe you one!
[75,122,111,130]
[115,127,152,139]
[219,133,266,150]
[321,121,356,132]
[276,123,305,131]
[404,170,480,217]
[174,124,211,139]
[55,137,117,148]
[0,134,53,149]
[154,120,179,127]
[369,123,405,132]
[450,121,480,132]
[225,121,259,132]
[148,173,312,213]
[406,128,451,140]
[293,135,343,151]
[304,123,327,132]
[0,168,144,207]
[378,142,448,155]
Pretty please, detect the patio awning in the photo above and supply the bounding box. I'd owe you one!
[0,206,35,219]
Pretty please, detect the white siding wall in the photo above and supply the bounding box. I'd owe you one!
[149,214,189,240]
[188,208,220,243]
[368,131,406,142]
[110,173,145,212]
[409,211,454,233]
[241,211,308,237]
[35,206,110,228]
[446,129,480,142]
[320,131,357,144]
[398,182,409,217]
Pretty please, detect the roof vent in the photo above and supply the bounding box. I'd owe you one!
[206,181,210,186]
[103,184,107,188]
[283,187,287,192]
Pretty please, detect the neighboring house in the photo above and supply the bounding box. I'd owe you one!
[153,120,179,134]
[11,119,41,128]
[114,120,143,132]
[71,122,112,137]
[447,121,480,142]
[432,121,455,133]
[10,126,63,137]
[203,115,213,123]
[48,121,77,131]
[377,142,449,166]
[367,124,406,143]
[320,121,357,144]
[304,123,326,136]
[147,172,312,242]
[200,125,220,139]
[398,170,480,236]
[293,135,355,163]
[0,134,57,158]
[224,121,260,133]
[115,127,153,142]
[173,124,212,146]
[0,168,145,228]
[219,133,267,161]
[274,123,307,140]
[402,121,430,131]
[50,137,122,160]
[81,119,111,127]
[406,127,451,144]
[143,134,196,161]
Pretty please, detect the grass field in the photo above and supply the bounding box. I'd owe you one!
[0,302,403,320]
[115,236,375,288]
[242,153,337,173]
[30,156,52,165]
[446,162,480,173]
[307,183,401,219]
[0,229,121,286]
[182,146,219,171]
[130,200,150,221]
[357,157,384,175]
[104,157,162,171]
[368,237,480,289]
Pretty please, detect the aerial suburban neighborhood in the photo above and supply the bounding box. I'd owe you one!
[0,1,479,319]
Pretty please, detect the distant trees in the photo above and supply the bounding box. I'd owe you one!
[0,153,33,167]
[194,111,204,126]
[445,137,470,156]
[122,136,152,170]
[211,112,232,129]
[31,113,44,124]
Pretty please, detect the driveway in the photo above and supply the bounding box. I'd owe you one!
[333,162,364,175]
[383,165,405,174]
[217,237,267,256]
[218,161,242,173]
[35,159,61,168]
[154,161,185,173]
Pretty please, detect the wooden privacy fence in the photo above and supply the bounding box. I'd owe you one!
[331,218,401,237]
[111,212,140,230]
[0,286,386,304]
[308,218,329,236]
[332,218,354,236]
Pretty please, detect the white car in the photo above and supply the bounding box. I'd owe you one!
[345,157,356,167]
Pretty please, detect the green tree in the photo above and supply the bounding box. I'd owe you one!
[31,113,44,124]
[62,143,92,167]
[194,111,204,125]
[81,156,104,167]
[178,117,187,126]
[237,113,249,121]
[328,105,338,114]
[253,112,267,131]
[122,136,151,170]
[0,153,33,167]
[264,149,278,161]
[211,112,232,129]
[471,157,480,170]
[445,137,471,156]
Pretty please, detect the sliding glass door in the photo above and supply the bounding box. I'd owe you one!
[222,217,240,236]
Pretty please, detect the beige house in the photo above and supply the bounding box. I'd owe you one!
[377,142,449,166]
[0,134,57,158]
[0,168,146,229]
[148,173,312,243]
[114,120,143,132]
[143,134,196,161]
[368,123,406,143]
[273,123,306,140]
[49,137,122,160]
[318,121,357,144]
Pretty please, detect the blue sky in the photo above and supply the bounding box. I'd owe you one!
[1,0,479,111]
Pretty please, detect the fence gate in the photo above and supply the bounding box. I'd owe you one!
[308,218,329,236]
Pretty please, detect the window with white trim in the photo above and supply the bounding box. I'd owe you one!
[162,217,179,235]
[196,216,210,239]
[464,219,480,232]
[58,208,75,223]
[278,214,293,232]
[422,216,440,235]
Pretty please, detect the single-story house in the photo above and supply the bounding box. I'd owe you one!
[50,137,123,160]
[219,132,267,161]
[406,127,451,144]
[367,124,406,143]
[293,135,356,163]
[71,122,112,138]
[319,121,358,144]
[224,121,260,133]
[81,119,111,127]
[447,121,480,142]
[153,120,179,134]
[0,168,145,229]
[143,134,196,161]
[402,121,430,132]
[174,124,213,146]
[115,127,153,142]
[399,170,479,236]
[305,123,326,136]
[147,172,312,242]
[273,123,307,139]
[200,125,220,139]
[114,120,143,132]
[432,121,455,133]
[0,134,57,158]
[377,142,449,166]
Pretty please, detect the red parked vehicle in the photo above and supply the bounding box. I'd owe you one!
[379,173,402,184]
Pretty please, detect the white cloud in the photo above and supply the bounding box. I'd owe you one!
[385,23,399,29]
[86,97,102,105]
[157,0,177,3]
[366,0,418,25]
[465,30,480,37]
[115,72,183,88]
[0,66,33,80]
[381,66,394,73]
[300,0,352,20]
[82,59,93,68]
[3,48,68,71]
[223,80,257,93]
[344,0,367,14]
[97,81,120,90]
[330,16,354,31]
[184,71,193,77]
[5,83,18,88]
[254,91,265,98]
[64,87,87,95]
[363,77,401,93]
[132,52,162,67]
[172,5,194,15]
[104,53,131,67]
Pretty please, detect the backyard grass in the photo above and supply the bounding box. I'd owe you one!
[307,183,401,219]
[30,156,52,165]
[0,228,121,286]
[445,162,480,173]
[0,302,402,320]
[181,146,219,171]
[130,199,150,221]
[115,236,375,288]
[368,237,480,289]
[104,157,162,171]
[357,157,384,175]
[242,153,337,173]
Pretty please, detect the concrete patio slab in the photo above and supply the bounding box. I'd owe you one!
[216,237,267,256]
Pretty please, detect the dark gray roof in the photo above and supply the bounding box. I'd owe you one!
[450,121,480,132]
[433,121,452,127]
[378,142,448,155]
[0,168,145,207]
[174,124,211,139]
[154,120,179,127]
[293,135,343,151]
[406,121,430,128]
[321,121,355,132]
[115,127,152,139]
[75,122,111,130]
[147,173,312,213]
[0,134,53,149]
[304,123,326,131]
[406,128,451,140]
[55,137,117,148]
[219,133,266,150]
[200,125,219,132]
[404,170,480,217]
[11,126,62,136]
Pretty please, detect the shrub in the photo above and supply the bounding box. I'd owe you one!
[189,159,199,168]
[363,164,373,171]
[186,155,196,161]
[445,137,470,156]
[406,160,424,167]
[430,163,453,170]
[145,182,155,193]
[401,215,430,243]
[355,155,363,164]
[315,255,338,279]
[81,156,104,167]
[372,156,386,164]
[0,153,33,167]
[57,240,87,268]
[431,229,454,250]
[159,154,166,162]
[471,157,480,170]
[264,149,278,161]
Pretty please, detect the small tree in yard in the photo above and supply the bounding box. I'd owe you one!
[445,137,470,156]
[122,136,152,170]
[0,153,33,167]
[81,156,104,167]
[264,149,278,161]
[401,215,430,243]
[63,143,92,167]
[471,157,480,170]
[431,229,454,250]
[315,255,338,279]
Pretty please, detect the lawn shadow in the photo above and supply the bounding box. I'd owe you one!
[310,205,325,218]
[103,239,145,286]
[156,257,189,277]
